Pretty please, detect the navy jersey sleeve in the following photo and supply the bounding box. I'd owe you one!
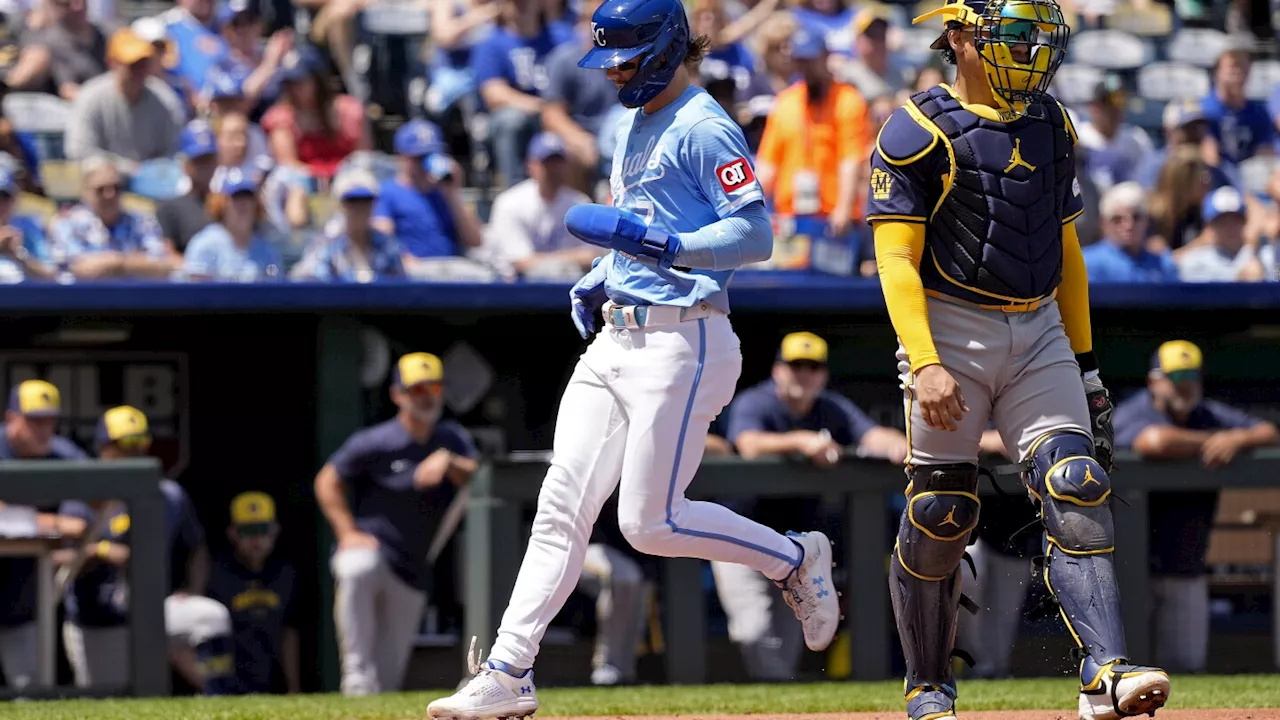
[830,393,878,446]
[58,500,92,524]
[437,422,479,459]
[172,483,205,549]
[866,105,943,223]
[681,116,766,218]
[279,561,298,627]
[725,387,773,445]
[1201,399,1264,430]
[1056,101,1086,225]
[328,431,373,484]
[1111,392,1167,448]
[49,436,88,459]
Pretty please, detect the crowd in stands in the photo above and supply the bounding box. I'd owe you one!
[0,0,1269,284]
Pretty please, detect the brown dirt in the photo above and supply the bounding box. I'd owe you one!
[542,707,1280,712]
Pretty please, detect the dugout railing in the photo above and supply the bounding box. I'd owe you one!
[463,451,1280,684]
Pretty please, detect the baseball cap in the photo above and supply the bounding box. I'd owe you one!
[779,332,829,364]
[230,491,276,534]
[179,120,217,159]
[279,45,321,83]
[1162,97,1206,130]
[1202,185,1245,224]
[217,0,259,26]
[131,16,168,45]
[527,132,567,162]
[210,166,257,196]
[331,168,379,201]
[203,68,245,100]
[393,352,443,388]
[1151,340,1203,382]
[790,29,826,60]
[852,5,892,36]
[108,28,156,65]
[7,380,60,417]
[1091,75,1126,107]
[95,405,151,451]
[914,0,985,50]
[394,120,446,157]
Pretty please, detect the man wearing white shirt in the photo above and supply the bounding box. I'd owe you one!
[480,132,599,279]
[1075,79,1154,194]
[1177,186,1264,282]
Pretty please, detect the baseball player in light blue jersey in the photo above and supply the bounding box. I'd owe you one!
[428,1,839,717]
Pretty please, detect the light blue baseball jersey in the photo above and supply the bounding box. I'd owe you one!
[606,85,765,313]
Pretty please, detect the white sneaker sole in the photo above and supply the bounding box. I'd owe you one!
[427,698,539,720]
[800,531,839,652]
[1079,670,1170,720]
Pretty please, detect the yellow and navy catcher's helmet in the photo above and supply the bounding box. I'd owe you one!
[914,0,1070,116]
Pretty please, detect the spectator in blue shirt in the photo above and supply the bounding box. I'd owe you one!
[541,0,621,188]
[471,0,567,186]
[313,352,480,695]
[1135,98,1238,193]
[0,167,56,282]
[1201,49,1276,165]
[50,155,177,281]
[0,380,88,692]
[715,331,905,681]
[1176,185,1265,282]
[1082,182,1177,283]
[213,0,293,115]
[292,168,405,282]
[184,166,284,281]
[1113,340,1279,673]
[372,120,483,263]
[788,0,854,58]
[207,492,300,695]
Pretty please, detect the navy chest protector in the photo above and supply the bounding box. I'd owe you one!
[911,86,1074,305]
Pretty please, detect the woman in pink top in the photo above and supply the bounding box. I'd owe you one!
[261,45,371,181]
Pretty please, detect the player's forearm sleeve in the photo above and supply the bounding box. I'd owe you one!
[673,201,772,270]
[1058,222,1093,355]
[874,221,939,373]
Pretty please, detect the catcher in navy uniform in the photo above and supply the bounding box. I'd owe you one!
[867,1,1169,718]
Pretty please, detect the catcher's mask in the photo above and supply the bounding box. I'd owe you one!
[914,0,1071,117]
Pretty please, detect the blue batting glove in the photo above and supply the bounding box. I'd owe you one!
[564,204,681,269]
[569,256,609,339]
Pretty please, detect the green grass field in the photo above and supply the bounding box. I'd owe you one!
[7,675,1280,719]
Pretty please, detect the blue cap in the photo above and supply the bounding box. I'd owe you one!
[280,45,321,83]
[332,168,379,201]
[1202,185,1245,223]
[179,120,217,158]
[203,68,244,100]
[210,166,257,196]
[217,0,258,26]
[394,120,446,157]
[0,167,18,196]
[527,132,567,162]
[791,29,826,60]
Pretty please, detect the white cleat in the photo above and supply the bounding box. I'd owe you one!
[428,638,539,720]
[1078,661,1170,720]
[778,530,840,651]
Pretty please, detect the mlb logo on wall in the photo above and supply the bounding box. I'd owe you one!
[717,158,755,192]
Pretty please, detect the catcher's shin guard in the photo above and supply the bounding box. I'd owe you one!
[890,464,980,692]
[1024,432,1128,664]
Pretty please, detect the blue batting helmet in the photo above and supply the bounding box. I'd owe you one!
[578,0,690,108]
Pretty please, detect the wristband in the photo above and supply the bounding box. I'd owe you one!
[1075,351,1099,375]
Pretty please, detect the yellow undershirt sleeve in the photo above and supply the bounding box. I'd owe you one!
[873,221,939,373]
[1057,221,1093,355]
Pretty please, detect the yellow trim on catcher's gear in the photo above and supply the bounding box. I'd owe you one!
[1044,456,1112,507]
[894,541,952,582]
[907,490,981,541]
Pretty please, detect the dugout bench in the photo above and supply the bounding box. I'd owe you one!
[463,450,1280,684]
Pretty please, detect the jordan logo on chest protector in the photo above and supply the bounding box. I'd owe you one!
[1004,138,1037,174]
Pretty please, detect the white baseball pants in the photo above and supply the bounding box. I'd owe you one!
[487,312,801,670]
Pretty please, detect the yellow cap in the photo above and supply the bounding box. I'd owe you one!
[99,405,149,441]
[1154,340,1203,375]
[9,380,60,416]
[779,332,829,363]
[853,3,893,35]
[393,352,443,387]
[108,28,156,65]
[231,491,276,525]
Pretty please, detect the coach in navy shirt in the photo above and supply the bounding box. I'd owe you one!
[0,380,87,690]
[315,352,479,696]
[471,0,569,186]
[208,492,299,694]
[1114,340,1279,674]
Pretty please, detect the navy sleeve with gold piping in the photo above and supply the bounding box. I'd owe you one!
[866,105,945,224]
[1055,100,1085,226]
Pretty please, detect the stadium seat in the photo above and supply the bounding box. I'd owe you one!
[1164,28,1234,68]
[1126,97,1167,135]
[1053,64,1105,106]
[121,193,156,217]
[307,195,337,227]
[1238,155,1280,197]
[359,0,430,35]
[1104,2,1174,36]
[16,192,55,224]
[129,159,185,201]
[39,160,80,201]
[896,27,941,64]
[1246,59,1280,101]
[1066,30,1149,70]
[1137,62,1212,102]
[5,92,72,162]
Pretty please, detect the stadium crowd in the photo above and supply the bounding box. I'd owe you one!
[0,0,1267,283]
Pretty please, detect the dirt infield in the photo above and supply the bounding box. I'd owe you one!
[547,707,1280,712]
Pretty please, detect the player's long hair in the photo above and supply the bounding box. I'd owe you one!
[1148,145,1211,248]
[686,34,713,67]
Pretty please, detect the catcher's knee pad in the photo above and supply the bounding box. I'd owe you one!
[890,464,980,690]
[896,464,981,580]
[1025,431,1114,554]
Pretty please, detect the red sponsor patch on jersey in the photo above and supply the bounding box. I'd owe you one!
[716,158,755,192]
